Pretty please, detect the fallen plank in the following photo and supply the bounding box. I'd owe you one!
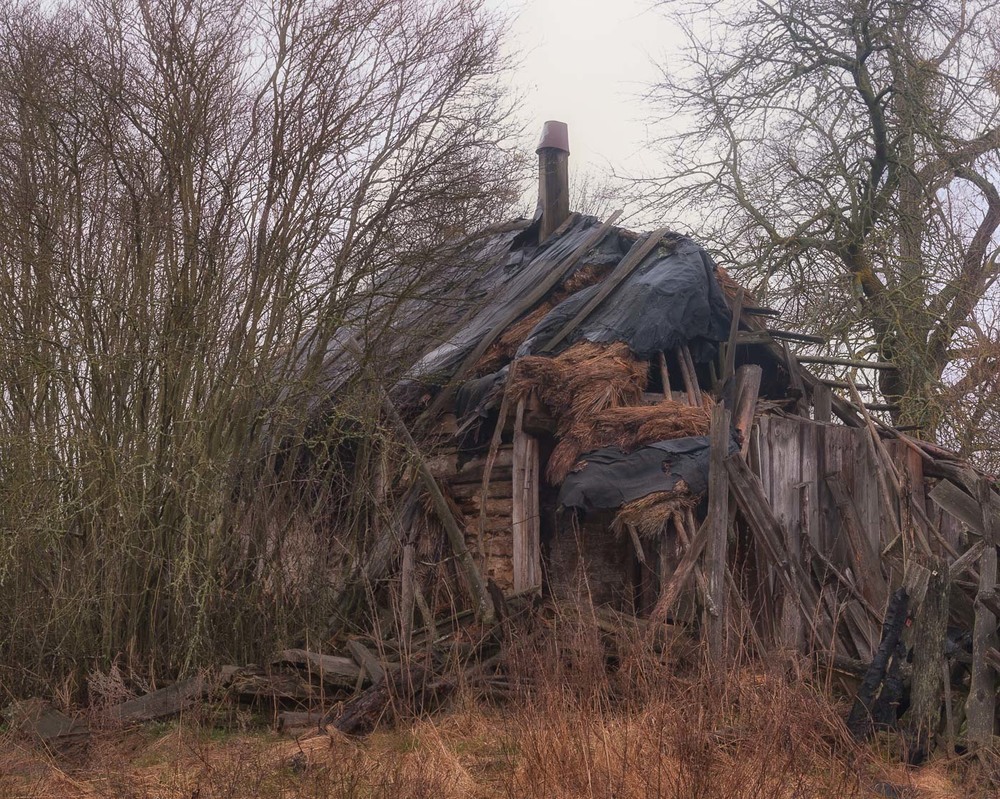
[6,699,89,753]
[107,676,207,724]
[929,478,1000,537]
[347,640,386,685]
[272,649,363,689]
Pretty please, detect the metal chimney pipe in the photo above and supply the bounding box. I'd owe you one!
[536,121,570,242]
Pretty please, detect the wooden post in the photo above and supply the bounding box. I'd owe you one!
[511,399,541,592]
[966,478,998,749]
[537,121,570,242]
[908,562,949,755]
[706,404,731,660]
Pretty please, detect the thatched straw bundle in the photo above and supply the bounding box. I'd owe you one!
[511,341,650,482]
[612,486,700,539]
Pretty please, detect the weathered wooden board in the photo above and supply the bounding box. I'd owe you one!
[511,400,541,592]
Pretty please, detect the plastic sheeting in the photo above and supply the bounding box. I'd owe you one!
[557,433,739,513]
[519,237,731,363]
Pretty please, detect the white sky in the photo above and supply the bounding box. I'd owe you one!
[493,0,683,183]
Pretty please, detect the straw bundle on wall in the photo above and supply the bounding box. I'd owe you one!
[612,485,700,539]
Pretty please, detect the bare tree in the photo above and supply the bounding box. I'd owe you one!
[0,0,524,690]
[644,0,1000,451]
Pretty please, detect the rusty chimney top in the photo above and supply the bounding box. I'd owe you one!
[536,121,570,242]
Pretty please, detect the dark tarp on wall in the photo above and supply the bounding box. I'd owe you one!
[558,432,739,512]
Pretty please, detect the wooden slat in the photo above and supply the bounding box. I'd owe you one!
[966,478,999,750]
[511,399,541,592]
[768,417,805,649]
[825,474,888,613]
[929,478,1000,536]
[722,286,744,383]
[542,225,671,352]
[795,355,897,370]
[678,343,703,407]
[347,640,385,685]
[705,404,731,659]
[725,454,821,637]
[732,365,762,458]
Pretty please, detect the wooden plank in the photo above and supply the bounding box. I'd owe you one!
[795,355,897,370]
[813,383,832,423]
[768,416,805,649]
[347,641,385,685]
[949,540,986,580]
[725,454,820,633]
[966,478,999,750]
[930,478,1000,537]
[273,650,363,688]
[109,677,207,724]
[825,474,888,613]
[511,399,541,592]
[542,226,671,352]
[732,365,762,458]
[908,563,950,753]
[722,285,744,383]
[705,404,731,659]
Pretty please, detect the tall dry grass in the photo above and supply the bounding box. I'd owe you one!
[0,607,983,798]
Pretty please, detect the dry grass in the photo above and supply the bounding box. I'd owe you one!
[0,617,988,799]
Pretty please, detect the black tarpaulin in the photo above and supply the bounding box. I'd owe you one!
[519,237,731,362]
[557,433,739,512]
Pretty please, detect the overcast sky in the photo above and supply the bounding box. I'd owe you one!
[494,0,682,184]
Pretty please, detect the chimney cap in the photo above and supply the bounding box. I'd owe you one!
[536,120,569,154]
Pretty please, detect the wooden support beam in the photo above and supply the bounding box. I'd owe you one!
[651,512,713,622]
[705,404,731,659]
[813,383,832,423]
[795,355,897,370]
[966,478,999,750]
[511,399,541,592]
[722,286,744,383]
[657,351,671,399]
[678,343,703,407]
[542,226,671,352]
[732,364,762,458]
[908,563,949,755]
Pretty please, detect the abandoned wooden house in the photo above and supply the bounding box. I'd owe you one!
[295,121,999,745]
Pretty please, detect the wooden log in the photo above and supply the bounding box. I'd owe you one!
[705,404,731,659]
[511,399,541,592]
[966,478,999,750]
[426,448,514,480]
[542,226,671,352]
[327,665,431,736]
[277,710,324,733]
[908,563,950,756]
